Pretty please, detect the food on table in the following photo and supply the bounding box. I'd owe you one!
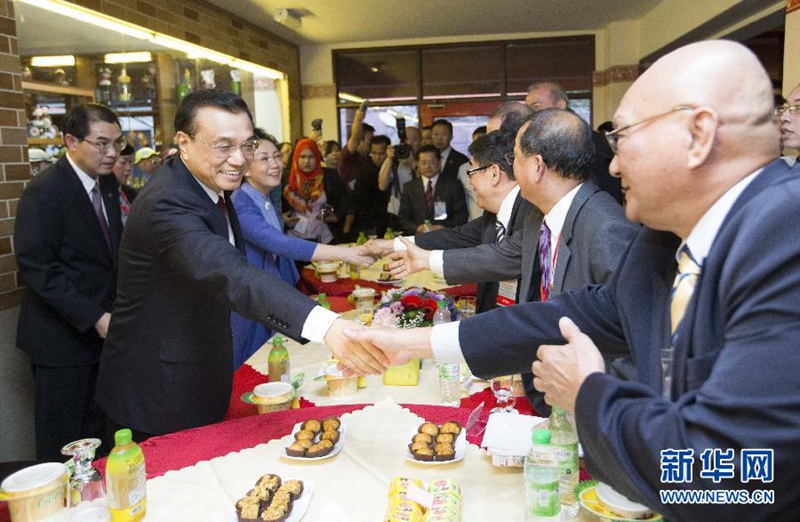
[235,473,303,522]
[385,477,462,521]
[408,421,461,462]
[285,417,341,458]
[379,271,393,281]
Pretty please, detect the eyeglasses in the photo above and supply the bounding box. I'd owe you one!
[776,104,800,117]
[258,153,283,163]
[189,135,261,159]
[466,164,491,178]
[82,137,127,153]
[504,152,515,165]
[605,106,693,154]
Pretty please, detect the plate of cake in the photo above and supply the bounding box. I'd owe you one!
[234,473,312,522]
[405,421,466,465]
[283,416,346,460]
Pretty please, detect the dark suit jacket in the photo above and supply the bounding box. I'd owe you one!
[351,162,389,237]
[322,167,351,243]
[459,159,800,520]
[415,191,534,313]
[96,157,318,435]
[15,157,122,366]
[440,148,468,181]
[397,175,468,235]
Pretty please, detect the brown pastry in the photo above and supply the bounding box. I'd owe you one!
[259,505,288,522]
[412,433,433,444]
[434,442,454,454]
[294,429,315,441]
[412,446,435,461]
[279,479,304,500]
[379,271,392,281]
[302,419,321,433]
[419,422,439,436]
[409,441,430,453]
[285,442,306,457]
[297,438,313,449]
[320,430,340,444]
[236,497,260,521]
[440,421,462,435]
[255,474,281,494]
[322,417,341,430]
[436,433,454,444]
[435,446,456,461]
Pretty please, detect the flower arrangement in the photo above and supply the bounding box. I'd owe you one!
[372,287,459,328]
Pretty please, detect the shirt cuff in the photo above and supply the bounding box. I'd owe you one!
[431,322,465,363]
[393,236,415,252]
[301,306,340,343]
[429,250,445,276]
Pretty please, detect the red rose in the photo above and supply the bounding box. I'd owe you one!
[401,294,424,310]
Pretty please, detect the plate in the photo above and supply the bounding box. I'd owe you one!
[377,278,402,286]
[282,421,346,461]
[404,427,466,465]
[577,482,662,521]
[231,478,313,522]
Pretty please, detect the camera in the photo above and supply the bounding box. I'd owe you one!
[394,117,411,159]
[311,118,322,132]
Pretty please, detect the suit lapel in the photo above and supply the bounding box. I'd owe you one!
[99,174,122,264]
[225,190,246,255]
[60,158,115,264]
[553,182,598,292]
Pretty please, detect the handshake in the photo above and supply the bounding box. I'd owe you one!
[361,238,434,281]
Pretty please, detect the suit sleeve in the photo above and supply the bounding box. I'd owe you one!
[150,193,316,342]
[397,181,418,235]
[574,186,800,521]
[441,222,524,284]
[234,192,316,262]
[14,180,106,332]
[442,180,468,228]
[414,214,486,250]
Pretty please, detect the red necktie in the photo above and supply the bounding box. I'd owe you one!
[425,180,434,210]
[217,195,228,220]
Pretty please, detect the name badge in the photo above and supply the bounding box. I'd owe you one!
[434,201,448,221]
[293,215,309,235]
[496,279,518,307]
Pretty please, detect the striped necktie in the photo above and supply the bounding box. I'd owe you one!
[538,221,552,301]
[662,247,702,398]
[91,183,112,252]
[425,179,434,210]
[495,221,506,244]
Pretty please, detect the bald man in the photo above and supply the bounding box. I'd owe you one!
[779,82,800,165]
[348,41,800,520]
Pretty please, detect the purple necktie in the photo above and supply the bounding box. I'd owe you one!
[91,183,111,251]
[425,180,434,210]
[538,221,552,301]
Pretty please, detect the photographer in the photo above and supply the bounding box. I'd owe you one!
[378,121,419,225]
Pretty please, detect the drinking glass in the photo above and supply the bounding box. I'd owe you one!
[490,375,517,413]
[62,438,109,518]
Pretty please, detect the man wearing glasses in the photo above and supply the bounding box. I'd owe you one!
[778,83,800,166]
[15,103,125,461]
[96,90,387,443]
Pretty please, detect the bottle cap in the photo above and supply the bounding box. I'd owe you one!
[319,293,327,299]
[532,428,551,444]
[114,428,132,446]
[437,300,446,308]
[272,337,283,347]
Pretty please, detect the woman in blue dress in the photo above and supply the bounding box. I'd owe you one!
[230,129,375,368]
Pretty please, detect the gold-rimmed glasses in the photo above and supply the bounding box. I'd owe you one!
[189,135,261,159]
[605,106,693,153]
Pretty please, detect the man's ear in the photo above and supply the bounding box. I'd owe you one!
[64,133,79,151]
[686,107,718,169]
[175,132,190,160]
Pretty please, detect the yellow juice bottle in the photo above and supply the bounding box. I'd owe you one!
[106,428,146,521]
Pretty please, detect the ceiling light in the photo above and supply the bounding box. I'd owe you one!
[30,55,75,67]
[339,92,366,104]
[19,0,154,41]
[274,9,302,31]
[104,52,153,64]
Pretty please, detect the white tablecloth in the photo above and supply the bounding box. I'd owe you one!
[144,401,526,521]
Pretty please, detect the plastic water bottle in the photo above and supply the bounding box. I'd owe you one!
[524,429,560,521]
[106,429,146,521]
[550,407,579,519]
[433,300,460,406]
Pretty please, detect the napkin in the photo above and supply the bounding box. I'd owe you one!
[481,412,546,455]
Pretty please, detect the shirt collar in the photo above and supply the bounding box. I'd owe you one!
[424,174,439,188]
[241,181,269,208]
[193,174,224,203]
[496,185,520,230]
[544,183,583,239]
[66,153,98,195]
[439,147,451,164]
[682,168,761,266]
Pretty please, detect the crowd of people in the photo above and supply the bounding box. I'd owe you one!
[12,39,800,519]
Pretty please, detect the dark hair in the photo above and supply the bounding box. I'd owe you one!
[120,141,135,156]
[472,126,487,137]
[526,81,569,106]
[432,119,453,134]
[422,125,432,131]
[519,108,594,181]
[416,143,441,160]
[597,121,614,134]
[174,89,253,136]
[63,103,120,140]
[362,123,375,134]
[774,94,787,109]
[490,102,534,136]
[253,127,279,148]
[370,135,391,148]
[324,140,341,156]
[468,130,517,180]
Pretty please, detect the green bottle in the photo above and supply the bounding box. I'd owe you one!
[268,337,290,383]
[356,231,367,245]
[106,429,146,521]
[423,219,432,232]
[383,227,394,240]
[317,293,331,310]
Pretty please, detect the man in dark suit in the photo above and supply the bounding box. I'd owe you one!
[348,135,391,237]
[431,119,468,181]
[96,90,387,442]
[525,80,622,205]
[15,104,125,461]
[350,42,800,520]
[397,145,468,235]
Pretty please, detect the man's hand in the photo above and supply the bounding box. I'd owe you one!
[388,237,431,278]
[531,317,605,413]
[95,312,111,339]
[347,245,378,267]
[343,326,434,365]
[324,318,389,375]
[363,238,394,257]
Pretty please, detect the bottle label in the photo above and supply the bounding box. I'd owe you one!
[552,443,578,475]
[529,479,559,517]
[438,363,460,381]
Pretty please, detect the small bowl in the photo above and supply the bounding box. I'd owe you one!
[352,287,376,310]
[0,462,69,521]
[318,263,338,283]
[253,382,294,404]
[324,367,358,397]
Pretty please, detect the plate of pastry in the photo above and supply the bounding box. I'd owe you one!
[283,417,346,461]
[233,473,312,522]
[405,421,466,465]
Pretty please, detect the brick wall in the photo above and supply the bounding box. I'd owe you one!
[0,0,301,311]
[0,0,27,311]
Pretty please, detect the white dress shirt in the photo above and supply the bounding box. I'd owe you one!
[66,153,108,222]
